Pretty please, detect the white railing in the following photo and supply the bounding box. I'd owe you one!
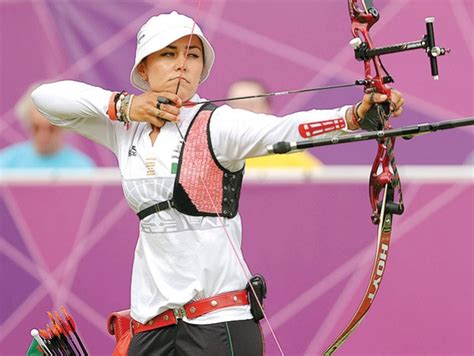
[0,166,472,185]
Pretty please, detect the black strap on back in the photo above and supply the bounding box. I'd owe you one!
[137,200,174,220]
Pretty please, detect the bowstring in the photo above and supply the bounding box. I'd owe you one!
[171,3,285,354]
[182,82,359,107]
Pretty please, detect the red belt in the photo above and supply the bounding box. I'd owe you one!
[130,290,248,335]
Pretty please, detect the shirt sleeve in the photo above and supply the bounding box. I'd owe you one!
[209,104,351,171]
[31,80,120,154]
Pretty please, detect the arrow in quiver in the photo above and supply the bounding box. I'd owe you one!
[27,307,88,355]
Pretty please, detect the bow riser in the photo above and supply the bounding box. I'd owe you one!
[368,140,393,224]
[349,0,379,29]
[351,0,396,226]
[353,28,392,99]
[350,1,391,98]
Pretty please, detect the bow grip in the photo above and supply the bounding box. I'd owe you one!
[364,73,393,130]
[360,104,388,131]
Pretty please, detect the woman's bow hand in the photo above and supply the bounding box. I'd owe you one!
[348,89,405,131]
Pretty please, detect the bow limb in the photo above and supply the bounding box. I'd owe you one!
[324,184,394,356]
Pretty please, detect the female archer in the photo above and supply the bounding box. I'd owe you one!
[32,11,404,355]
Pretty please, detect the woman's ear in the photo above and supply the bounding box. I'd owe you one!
[137,61,148,82]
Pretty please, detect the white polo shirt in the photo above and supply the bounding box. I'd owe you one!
[32,81,350,324]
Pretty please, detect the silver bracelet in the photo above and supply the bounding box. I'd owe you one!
[117,92,127,122]
[126,94,134,123]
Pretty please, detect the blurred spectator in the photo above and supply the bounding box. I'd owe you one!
[226,79,321,169]
[226,80,272,114]
[0,84,95,169]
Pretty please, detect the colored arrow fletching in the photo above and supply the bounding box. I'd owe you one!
[39,329,49,339]
[51,324,60,337]
[61,306,76,332]
[55,310,71,335]
[46,325,54,339]
[47,311,57,326]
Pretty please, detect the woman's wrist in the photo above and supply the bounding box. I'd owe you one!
[346,102,363,130]
[107,91,134,126]
[354,101,363,124]
[107,92,120,120]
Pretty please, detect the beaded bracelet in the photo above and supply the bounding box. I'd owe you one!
[119,94,130,123]
[126,94,135,123]
[115,91,128,122]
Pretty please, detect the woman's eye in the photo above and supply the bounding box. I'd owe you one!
[188,53,200,59]
[161,52,174,57]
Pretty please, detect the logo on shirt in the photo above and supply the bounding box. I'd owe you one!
[128,145,137,157]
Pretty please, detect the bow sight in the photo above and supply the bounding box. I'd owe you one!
[350,17,450,80]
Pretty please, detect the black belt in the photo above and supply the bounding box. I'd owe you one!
[137,200,174,220]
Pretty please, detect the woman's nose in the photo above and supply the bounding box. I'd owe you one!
[174,53,187,71]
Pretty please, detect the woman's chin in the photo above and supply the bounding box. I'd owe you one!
[148,82,196,102]
[177,88,196,102]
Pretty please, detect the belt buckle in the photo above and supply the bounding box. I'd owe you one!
[173,307,187,320]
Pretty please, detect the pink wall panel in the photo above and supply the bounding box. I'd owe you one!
[1,178,472,355]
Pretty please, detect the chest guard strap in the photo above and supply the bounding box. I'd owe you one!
[137,103,243,220]
[173,103,243,218]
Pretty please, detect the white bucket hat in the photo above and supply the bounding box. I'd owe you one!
[130,11,215,92]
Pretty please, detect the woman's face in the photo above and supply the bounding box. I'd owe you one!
[138,35,204,101]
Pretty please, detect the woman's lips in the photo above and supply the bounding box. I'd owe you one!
[170,77,190,84]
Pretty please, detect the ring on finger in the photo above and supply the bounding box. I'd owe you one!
[157,96,169,110]
[156,100,165,111]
